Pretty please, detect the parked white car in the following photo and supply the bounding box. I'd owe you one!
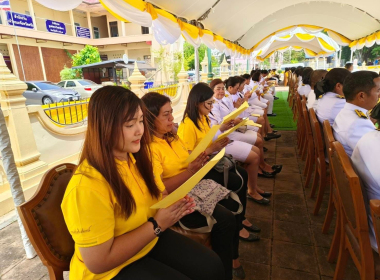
[57,79,102,98]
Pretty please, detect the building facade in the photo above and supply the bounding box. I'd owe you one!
[0,0,153,82]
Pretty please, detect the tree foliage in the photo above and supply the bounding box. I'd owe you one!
[152,46,183,82]
[60,45,102,81]
[183,42,220,70]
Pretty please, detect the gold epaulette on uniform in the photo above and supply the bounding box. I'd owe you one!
[355,109,368,119]
[225,94,229,97]
[336,95,345,99]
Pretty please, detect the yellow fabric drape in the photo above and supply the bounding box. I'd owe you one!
[318,37,335,51]
[295,33,315,41]
[177,20,199,39]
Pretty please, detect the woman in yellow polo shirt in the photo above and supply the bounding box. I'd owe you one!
[61,86,224,280]
[142,92,262,280]
[178,83,272,205]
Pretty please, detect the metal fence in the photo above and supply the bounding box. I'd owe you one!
[147,84,180,98]
[42,99,90,126]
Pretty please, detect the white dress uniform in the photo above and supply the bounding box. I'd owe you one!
[248,81,269,109]
[235,91,265,117]
[316,92,346,126]
[257,79,274,114]
[351,130,380,252]
[298,84,311,98]
[306,89,318,110]
[222,93,260,132]
[333,103,376,157]
[209,98,255,162]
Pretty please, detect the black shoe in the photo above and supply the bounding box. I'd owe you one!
[243,223,261,232]
[239,232,260,242]
[258,170,276,178]
[267,113,277,117]
[264,134,281,141]
[260,191,272,198]
[272,130,278,133]
[247,194,270,204]
[274,96,279,100]
[270,124,275,128]
[272,165,283,174]
[263,147,268,152]
[233,265,246,279]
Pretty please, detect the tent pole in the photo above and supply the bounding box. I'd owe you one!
[195,47,199,83]
[338,46,342,67]
[350,48,353,62]
[207,48,213,83]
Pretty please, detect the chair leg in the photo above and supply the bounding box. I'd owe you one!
[310,167,319,198]
[313,170,327,215]
[322,181,335,233]
[301,137,307,161]
[303,151,310,177]
[47,266,64,280]
[304,150,314,189]
[333,238,349,280]
[328,208,341,263]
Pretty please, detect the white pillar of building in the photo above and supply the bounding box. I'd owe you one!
[69,10,76,37]
[194,47,199,83]
[86,11,93,39]
[7,43,19,79]
[38,47,47,81]
[26,0,37,30]
[121,21,126,37]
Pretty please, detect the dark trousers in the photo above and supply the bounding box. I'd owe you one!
[112,229,225,280]
[180,166,249,280]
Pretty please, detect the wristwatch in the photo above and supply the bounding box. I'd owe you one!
[148,217,162,237]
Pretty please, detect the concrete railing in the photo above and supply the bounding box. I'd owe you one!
[0,58,191,216]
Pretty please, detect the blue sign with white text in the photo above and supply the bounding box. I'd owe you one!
[76,26,91,38]
[46,20,66,35]
[6,11,34,29]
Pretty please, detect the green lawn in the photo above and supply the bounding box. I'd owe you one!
[268,91,297,131]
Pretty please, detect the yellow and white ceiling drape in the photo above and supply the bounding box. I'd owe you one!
[100,0,251,58]
[253,28,340,60]
[349,31,380,51]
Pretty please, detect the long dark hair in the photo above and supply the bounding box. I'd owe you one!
[80,86,161,218]
[314,68,350,99]
[224,76,240,90]
[371,102,380,122]
[141,92,176,141]
[182,82,213,131]
[252,71,261,82]
[301,67,313,85]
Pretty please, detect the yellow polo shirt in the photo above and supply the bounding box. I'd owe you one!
[61,154,165,280]
[177,115,210,151]
[151,135,189,179]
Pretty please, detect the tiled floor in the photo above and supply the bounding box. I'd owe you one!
[238,131,360,280]
[0,131,361,280]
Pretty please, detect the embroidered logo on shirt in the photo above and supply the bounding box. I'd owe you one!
[70,226,92,234]
[336,95,345,99]
[355,109,368,119]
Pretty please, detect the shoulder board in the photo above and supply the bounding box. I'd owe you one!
[302,84,305,86]
[355,109,368,119]
[225,94,229,97]
[318,94,324,99]
[336,95,345,99]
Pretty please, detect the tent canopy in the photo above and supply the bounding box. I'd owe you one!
[37,0,380,55]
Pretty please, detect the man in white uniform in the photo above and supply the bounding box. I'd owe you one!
[333,71,380,157]
[351,103,380,252]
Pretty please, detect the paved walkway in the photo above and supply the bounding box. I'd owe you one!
[0,131,360,280]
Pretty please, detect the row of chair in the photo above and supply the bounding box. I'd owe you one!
[288,72,380,280]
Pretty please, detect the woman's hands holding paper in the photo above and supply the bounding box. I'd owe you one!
[220,120,234,132]
[187,152,209,174]
[154,195,195,231]
[206,137,229,155]
[233,118,243,126]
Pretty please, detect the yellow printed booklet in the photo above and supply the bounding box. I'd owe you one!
[185,124,221,163]
[222,102,249,124]
[151,148,226,209]
[216,119,247,141]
